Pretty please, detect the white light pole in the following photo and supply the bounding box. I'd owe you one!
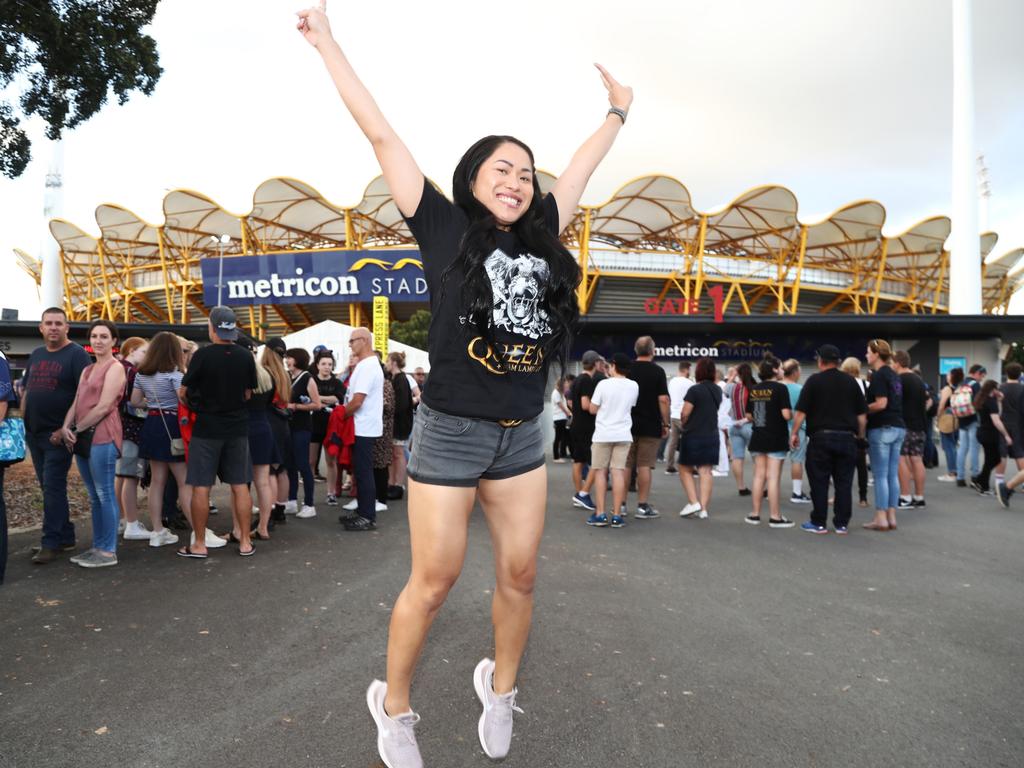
[40,139,64,309]
[210,233,231,305]
[949,0,981,314]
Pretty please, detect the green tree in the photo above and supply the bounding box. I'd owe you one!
[0,1,162,178]
[390,309,431,351]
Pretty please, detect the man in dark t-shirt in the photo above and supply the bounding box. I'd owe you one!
[791,345,867,533]
[569,350,601,510]
[893,351,929,508]
[177,306,258,558]
[998,363,1024,471]
[23,307,91,563]
[627,336,669,519]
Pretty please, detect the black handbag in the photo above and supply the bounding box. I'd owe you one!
[72,426,95,459]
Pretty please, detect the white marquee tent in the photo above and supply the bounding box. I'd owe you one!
[279,319,429,372]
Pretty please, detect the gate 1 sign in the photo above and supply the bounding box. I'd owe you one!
[372,296,390,357]
[201,249,426,307]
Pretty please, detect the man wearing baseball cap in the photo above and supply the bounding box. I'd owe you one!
[176,306,259,557]
[789,345,867,535]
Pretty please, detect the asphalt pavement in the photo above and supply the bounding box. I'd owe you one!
[1,460,1022,768]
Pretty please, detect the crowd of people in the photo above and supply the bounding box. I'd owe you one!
[555,335,1023,535]
[0,305,424,579]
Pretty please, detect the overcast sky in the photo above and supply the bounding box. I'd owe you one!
[1,0,1022,318]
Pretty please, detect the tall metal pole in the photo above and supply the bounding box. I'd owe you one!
[949,0,981,314]
[40,139,64,309]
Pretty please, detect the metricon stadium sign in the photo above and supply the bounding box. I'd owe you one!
[201,249,427,307]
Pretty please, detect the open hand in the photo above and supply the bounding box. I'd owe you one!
[594,63,633,113]
[296,0,333,48]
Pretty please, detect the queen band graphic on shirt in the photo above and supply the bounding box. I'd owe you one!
[460,248,552,375]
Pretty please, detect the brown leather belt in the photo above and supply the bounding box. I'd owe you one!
[497,419,525,429]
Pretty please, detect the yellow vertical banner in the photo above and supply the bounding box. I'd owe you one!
[372,296,389,358]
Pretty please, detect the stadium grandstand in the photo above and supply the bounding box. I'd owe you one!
[14,172,1024,339]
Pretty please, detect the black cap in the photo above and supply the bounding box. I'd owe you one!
[815,344,841,363]
[610,352,632,372]
[208,306,239,341]
[265,337,287,357]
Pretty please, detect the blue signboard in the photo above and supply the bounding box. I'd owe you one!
[939,356,967,375]
[574,333,870,363]
[201,249,426,307]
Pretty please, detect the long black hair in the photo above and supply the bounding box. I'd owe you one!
[441,135,580,372]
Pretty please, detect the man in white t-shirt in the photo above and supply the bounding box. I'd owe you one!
[585,353,639,528]
[665,361,694,474]
[341,328,384,531]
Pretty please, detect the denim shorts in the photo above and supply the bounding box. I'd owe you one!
[789,430,808,463]
[750,450,789,460]
[729,422,753,459]
[407,401,545,487]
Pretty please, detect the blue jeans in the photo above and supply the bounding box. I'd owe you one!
[287,429,314,506]
[868,427,905,511]
[353,436,377,521]
[76,441,120,553]
[940,430,958,475]
[956,421,980,480]
[26,431,76,550]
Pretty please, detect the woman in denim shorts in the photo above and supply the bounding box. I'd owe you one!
[297,5,634,764]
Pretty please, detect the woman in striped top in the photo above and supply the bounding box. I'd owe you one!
[131,332,190,548]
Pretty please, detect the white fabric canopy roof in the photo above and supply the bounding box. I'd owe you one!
[279,319,429,373]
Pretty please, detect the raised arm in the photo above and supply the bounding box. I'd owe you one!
[297,1,424,217]
[550,63,634,233]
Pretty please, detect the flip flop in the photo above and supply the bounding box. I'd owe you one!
[862,522,890,531]
[176,546,208,559]
[251,531,271,541]
[238,545,256,557]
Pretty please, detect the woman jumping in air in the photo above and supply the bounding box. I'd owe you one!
[297,3,633,765]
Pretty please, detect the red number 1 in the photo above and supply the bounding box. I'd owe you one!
[708,284,725,323]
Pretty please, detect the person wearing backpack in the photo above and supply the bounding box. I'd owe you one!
[953,364,986,487]
[935,368,963,482]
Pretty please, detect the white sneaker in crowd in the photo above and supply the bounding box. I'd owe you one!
[284,500,298,514]
[190,530,227,548]
[297,505,317,519]
[149,528,179,548]
[680,502,703,518]
[343,499,359,511]
[375,501,388,513]
[123,520,152,540]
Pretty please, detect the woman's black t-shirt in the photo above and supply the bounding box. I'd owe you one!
[682,381,723,437]
[289,371,313,432]
[311,375,345,438]
[977,396,999,441]
[866,364,905,430]
[404,179,561,420]
[746,380,792,453]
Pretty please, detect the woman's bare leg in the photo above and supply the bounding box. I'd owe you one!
[679,464,698,504]
[384,478,476,716]
[751,455,767,518]
[168,462,193,528]
[147,462,168,532]
[698,466,714,510]
[253,464,272,536]
[478,466,546,694]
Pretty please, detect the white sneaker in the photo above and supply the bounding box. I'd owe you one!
[283,500,298,514]
[149,528,179,548]
[474,657,522,760]
[711,469,729,477]
[191,530,227,548]
[366,680,423,768]
[343,499,359,511]
[375,501,388,513]
[937,474,957,482]
[123,521,152,541]
[696,508,709,519]
[296,505,317,519]
[680,502,702,518]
